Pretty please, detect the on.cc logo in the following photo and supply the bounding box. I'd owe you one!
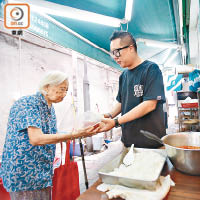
[10,7,24,21]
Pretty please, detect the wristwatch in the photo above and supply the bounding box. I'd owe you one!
[107,113,113,119]
[114,118,121,128]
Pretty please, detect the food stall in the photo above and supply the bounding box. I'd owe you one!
[0,0,200,200]
[78,133,200,200]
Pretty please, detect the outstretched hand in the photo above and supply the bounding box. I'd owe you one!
[71,118,116,139]
[98,118,115,132]
[71,123,101,139]
[89,118,115,134]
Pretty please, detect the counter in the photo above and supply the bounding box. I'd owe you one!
[77,159,200,200]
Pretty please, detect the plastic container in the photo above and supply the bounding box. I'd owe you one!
[104,140,112,144]
[75,111,102,130]
[70,142,84,156]
[92,134,104,151]
[181,103,198,108]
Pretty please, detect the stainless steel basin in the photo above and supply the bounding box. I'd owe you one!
[162,132,200,175]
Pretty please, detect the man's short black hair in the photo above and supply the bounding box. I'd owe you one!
[110,31,137,52]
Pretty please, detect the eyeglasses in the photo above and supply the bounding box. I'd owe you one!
[56,88,68,94]
[110,45,130,58]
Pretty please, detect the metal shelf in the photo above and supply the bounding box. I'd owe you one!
[178,107,199,131]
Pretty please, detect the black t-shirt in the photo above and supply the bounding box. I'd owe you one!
[116,60,166,148]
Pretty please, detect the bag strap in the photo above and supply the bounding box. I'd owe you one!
[60,142,65,165]
[60,140,76,165]
[72,139,75,162]
[64,141,71,165]
[59,141,70,165]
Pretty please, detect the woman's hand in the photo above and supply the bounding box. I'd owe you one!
[83,118,116,134]
[103,113,112,118]
[70,117,116,139]
[71,124,100,139]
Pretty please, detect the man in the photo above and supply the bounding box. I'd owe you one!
[99,31,166,148]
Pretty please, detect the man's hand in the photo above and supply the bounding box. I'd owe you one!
[103,113,112,118]
[96,118,115,132]
[80,117,117,136]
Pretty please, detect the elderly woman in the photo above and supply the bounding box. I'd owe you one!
[0,71,95,200]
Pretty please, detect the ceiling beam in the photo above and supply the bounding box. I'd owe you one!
[136,38,181,49]
[8,0,123,27]
[189,0,199,65]
[172,0,182,45]
[125,0,134,22]
[182,0,190,64]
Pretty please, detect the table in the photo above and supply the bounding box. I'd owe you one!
[77,159,200,200]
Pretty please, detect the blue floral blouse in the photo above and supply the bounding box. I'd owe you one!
[0,92,57,192]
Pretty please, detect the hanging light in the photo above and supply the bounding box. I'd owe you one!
[125,0,134,21]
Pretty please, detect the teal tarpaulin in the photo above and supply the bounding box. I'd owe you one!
[0,2,121,71]
[166,74,183,91]
[189,70,200,92]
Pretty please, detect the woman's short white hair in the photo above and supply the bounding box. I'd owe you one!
[39,71,68,94]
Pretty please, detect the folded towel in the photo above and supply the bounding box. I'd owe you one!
[97,175,175,200]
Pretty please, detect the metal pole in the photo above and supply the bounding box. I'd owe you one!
[79,139,89,189]
[70,54,89,189]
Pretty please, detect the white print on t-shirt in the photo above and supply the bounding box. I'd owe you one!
[157,96,161,100]
[134,84,143,97]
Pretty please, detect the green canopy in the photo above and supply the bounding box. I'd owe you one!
[0,0,185,70]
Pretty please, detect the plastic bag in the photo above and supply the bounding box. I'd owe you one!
[74,111,102,130]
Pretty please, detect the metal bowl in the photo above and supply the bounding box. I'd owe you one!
[161,132,200,175]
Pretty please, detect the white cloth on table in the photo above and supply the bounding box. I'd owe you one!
[97,175,175,200]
